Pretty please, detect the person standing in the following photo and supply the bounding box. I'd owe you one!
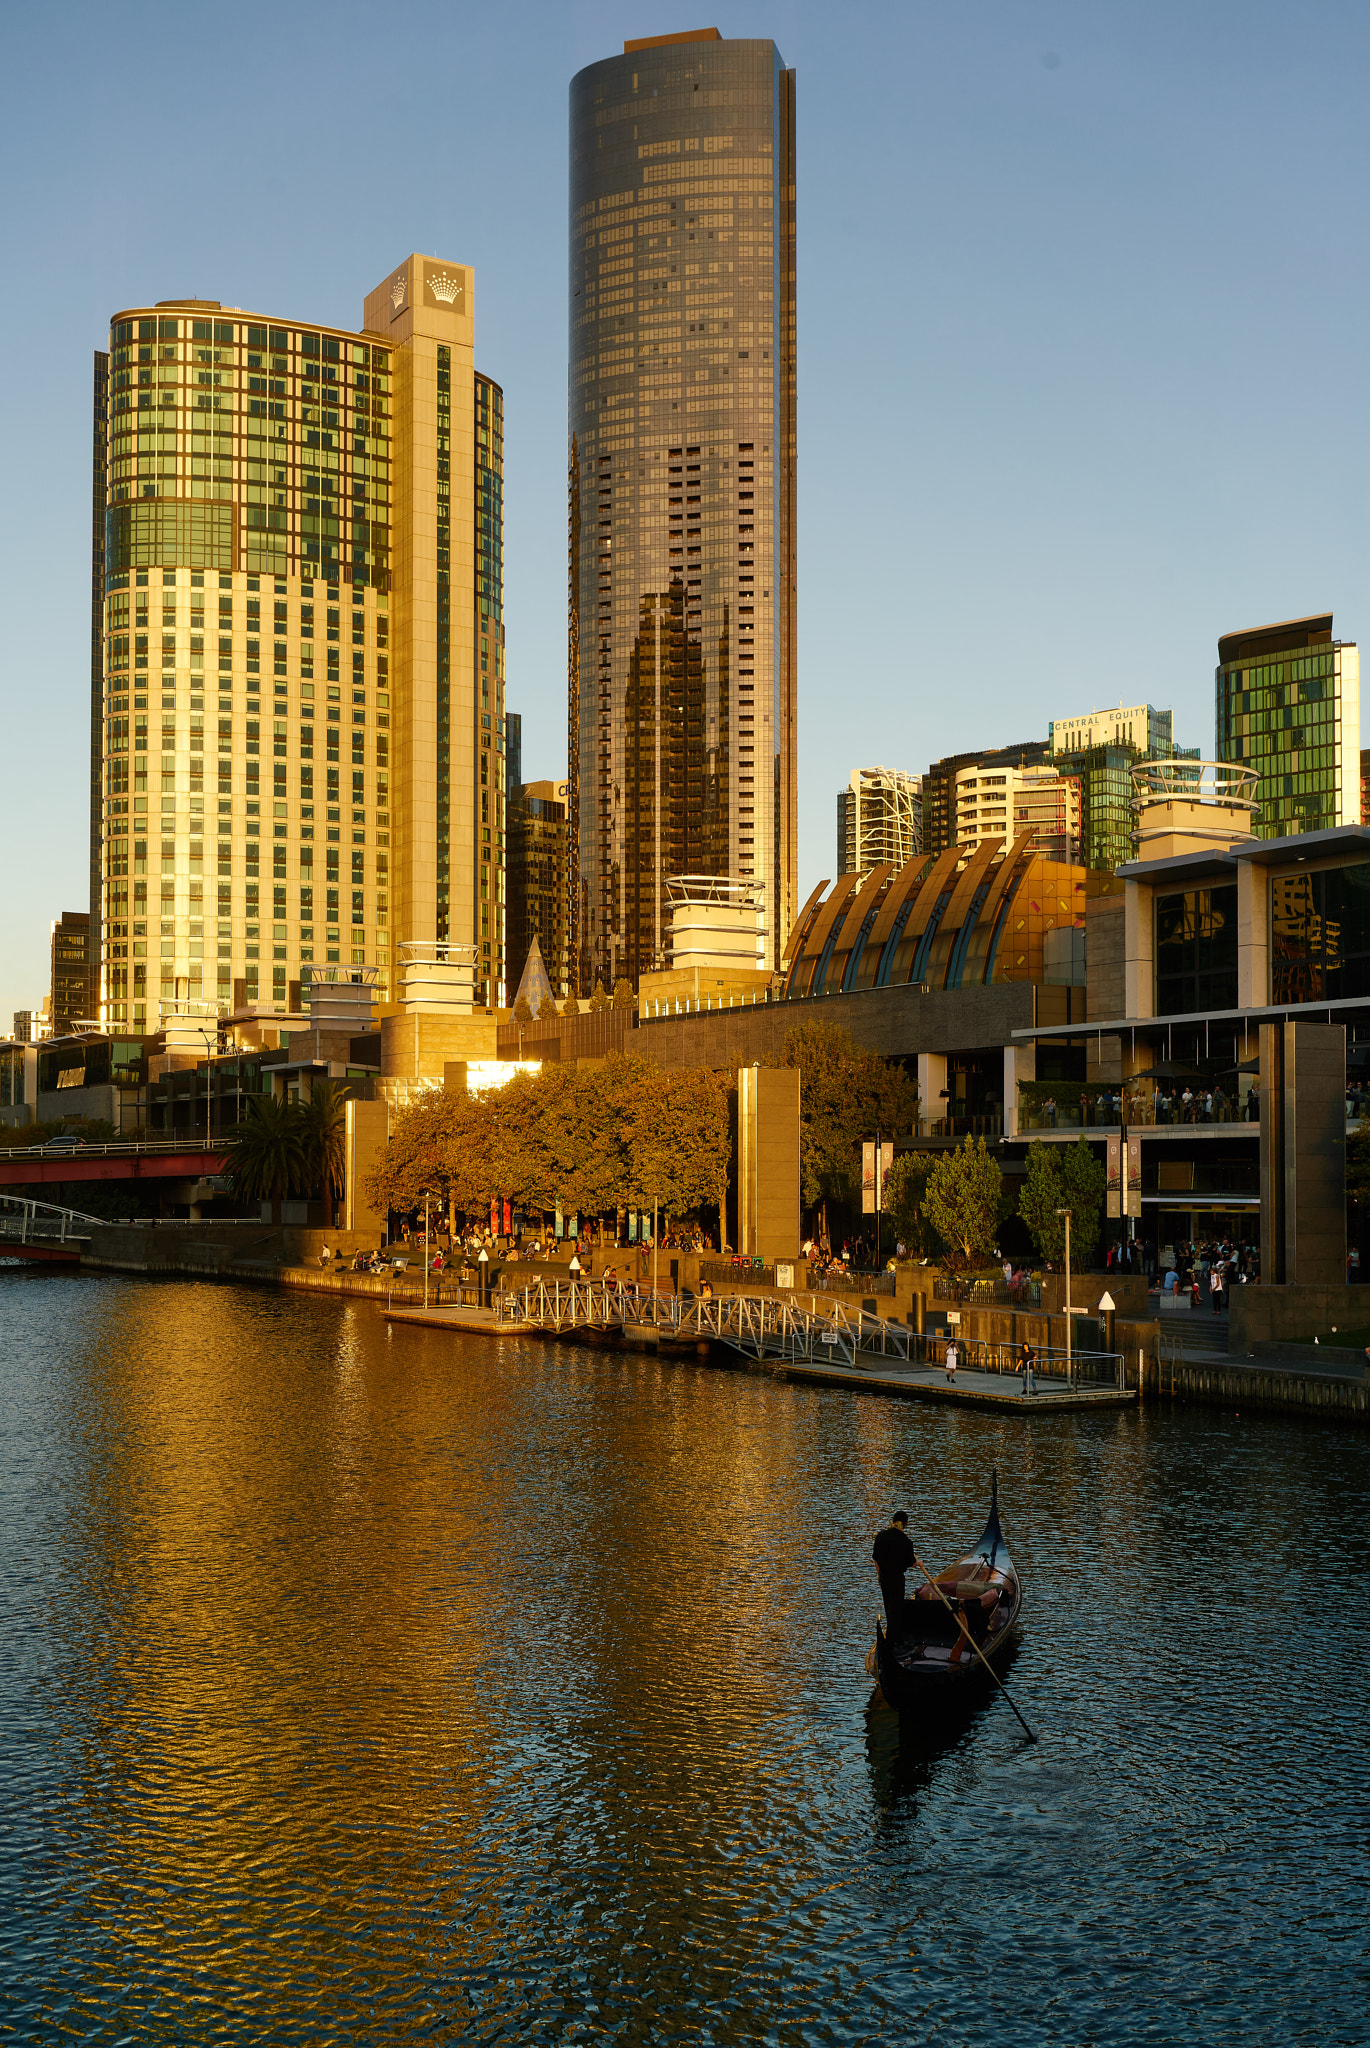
[945,1338,959,1384]
[1210,1262,1224,1314]
[1017,1338,1036,1396]
[872,1512,915,1635]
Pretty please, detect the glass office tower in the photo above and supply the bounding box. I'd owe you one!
[568,27,796,990]
[1215,613,1361,839]
[94,258,507,1030]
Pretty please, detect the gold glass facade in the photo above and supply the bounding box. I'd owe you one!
[780,839,1103,999]
[95,259,504,1029]
[568,31,797,991]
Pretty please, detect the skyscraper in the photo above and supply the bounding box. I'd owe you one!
[507,779,571,1001]
[568,27,796,991]
[922,742,1049,856]
[94,259,507,1031]
[1215,613,1361,839]
[837,766,922,878]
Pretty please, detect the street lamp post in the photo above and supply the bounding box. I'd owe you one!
[423,1190,432,1308]
[1056,1206,1073,1385]
[478,1245,489,1310]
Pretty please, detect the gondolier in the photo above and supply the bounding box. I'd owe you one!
[872,1511,915,1634]
[869,1473,1025,1717]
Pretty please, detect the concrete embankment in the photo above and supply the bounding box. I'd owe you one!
[1143,1348,1369,1422]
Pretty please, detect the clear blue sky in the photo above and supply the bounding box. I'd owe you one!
[3,0,1369,1023]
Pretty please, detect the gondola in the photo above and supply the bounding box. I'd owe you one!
[867,1471,1023,1714]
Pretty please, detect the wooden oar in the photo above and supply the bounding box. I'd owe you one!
[911,1554,1038,1743]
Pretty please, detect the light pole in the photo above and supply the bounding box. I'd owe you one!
[1056,1206,1073,1384]
[422,1189,432,1308]
[478,1244,489,1310]
[652,1196,659,1315]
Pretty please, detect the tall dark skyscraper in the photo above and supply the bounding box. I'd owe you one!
[568,27,796,992]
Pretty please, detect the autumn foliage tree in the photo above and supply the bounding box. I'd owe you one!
[777,1022,920,1231]
[364,1053,731,1243]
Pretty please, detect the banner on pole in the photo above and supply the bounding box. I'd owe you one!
[862,1141,894,1214]
[1126,1133,1142,1218]
[1106,1133,1121,1218]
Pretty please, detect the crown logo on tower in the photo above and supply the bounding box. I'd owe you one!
[390,272,407,313]
[427,269,463,306]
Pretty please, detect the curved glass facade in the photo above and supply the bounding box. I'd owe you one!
[568,31,796,991]
[779,842,1093,999]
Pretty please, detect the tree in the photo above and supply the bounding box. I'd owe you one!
[779,1022,920,1227]
[362,1053,734,1248]
[1018,1138,1106,1266]
[224,1094,307,1224]
[589,979,612,1012]
[612,977,636,1011]
[513,994,534,1026]
[1058,1137,1106,1264]
[924,1138,1002,1284]
[884,1151,944,1260]
[563,992,581,1017]
[537,994,561,1021]
[623,1061,732,1232]
[297,1079,348,1229]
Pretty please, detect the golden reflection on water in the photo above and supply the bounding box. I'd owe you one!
[3,1272,1367,2043]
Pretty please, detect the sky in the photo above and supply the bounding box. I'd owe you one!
[3,0,1370,1024]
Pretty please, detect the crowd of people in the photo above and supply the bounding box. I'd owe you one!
[1034,1085,1257,1127]
[1158,1238,1259,1309]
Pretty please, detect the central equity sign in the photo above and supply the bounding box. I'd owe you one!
[389,270,408,318]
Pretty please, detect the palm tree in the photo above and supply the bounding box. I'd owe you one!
[298,1080,348,1229]
[224,1093,307,1224]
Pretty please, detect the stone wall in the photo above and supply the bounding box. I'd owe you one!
[1228,1283,1370,1354]
[635,981,1036,1072]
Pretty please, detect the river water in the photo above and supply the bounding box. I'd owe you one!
[1,1271,1366,2045]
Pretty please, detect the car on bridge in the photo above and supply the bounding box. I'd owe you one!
[38,1135,86,1153]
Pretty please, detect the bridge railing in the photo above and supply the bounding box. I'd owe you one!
[0,1138,225,1161]
[0,1194,110,1244]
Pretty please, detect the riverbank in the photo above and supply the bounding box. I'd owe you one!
[64,1225,1370,1423]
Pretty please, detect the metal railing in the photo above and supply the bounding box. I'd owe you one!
[493,1279,1124,1388]
[1019,1101,1258,1131]
[932,1275,1042,1306]
[0,1137,226,1161]
[0,1194,110,1244]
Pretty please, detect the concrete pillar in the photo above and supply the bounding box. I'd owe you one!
[1237,859,1269,1009]
[918,1052,947,1135]
[1123,878,1155,1018]
[345,1098,391,1238]
[737,1065,800,1259]
[1260,1021,1345,1286]
[1003,1040,1035,1137]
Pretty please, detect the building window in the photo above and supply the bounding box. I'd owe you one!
[1155,886,1238,1015]
[1271,860,1370,1004]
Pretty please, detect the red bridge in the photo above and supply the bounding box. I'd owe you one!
[0,1141,228,1189]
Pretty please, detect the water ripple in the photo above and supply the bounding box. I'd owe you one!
[0,1274,1366,2044]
